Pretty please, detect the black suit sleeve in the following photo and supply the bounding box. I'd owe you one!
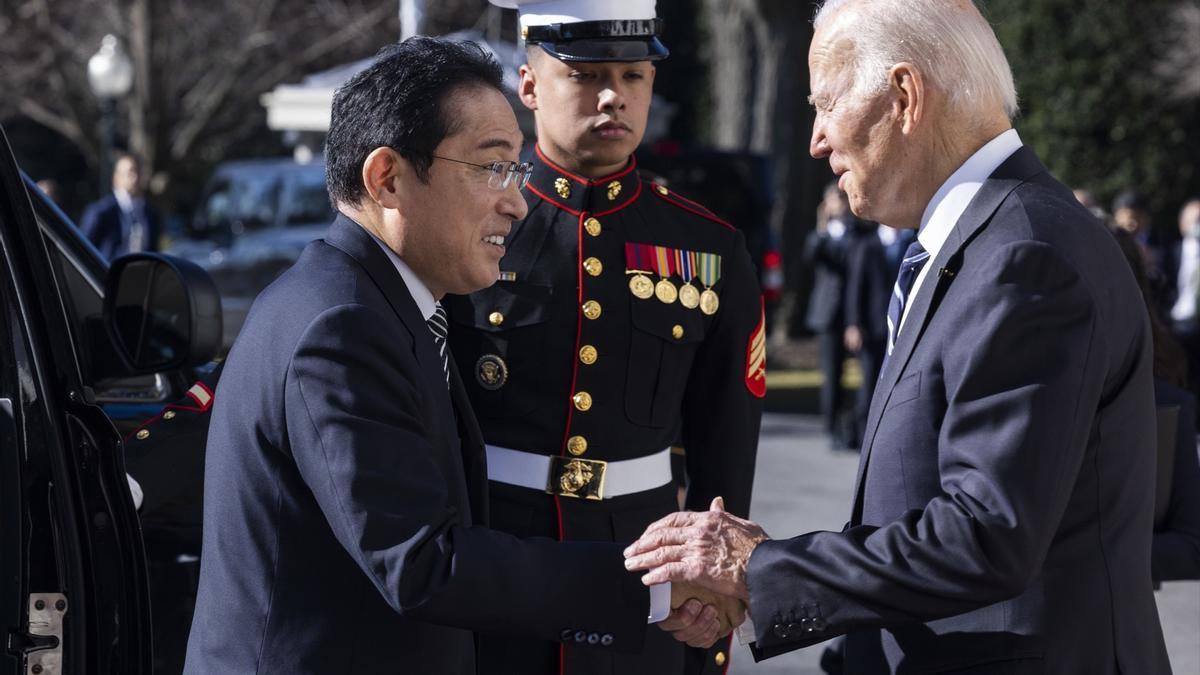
[284,303,649,649]
[746,241,1108,658]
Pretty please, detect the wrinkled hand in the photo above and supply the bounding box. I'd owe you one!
[657,581,746,648]
[625,497,768,602]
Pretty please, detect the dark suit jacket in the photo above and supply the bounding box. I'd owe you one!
[745,147,1170,673]
[843,226,891,342]
[184,215,649,674]
[804,225,849,332]
[78,192,160,260]
[1152,379,1200,581]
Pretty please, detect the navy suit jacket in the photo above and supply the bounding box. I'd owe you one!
[745,147,1170,673]
[184,215,649,674]
[78,192,160,260]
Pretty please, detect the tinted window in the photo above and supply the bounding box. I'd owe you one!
[203,174,281,233]
[283,168,334,226]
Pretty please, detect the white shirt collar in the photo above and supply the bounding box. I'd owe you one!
[916,128,1023,261]
[357,222,437,322]
[114,188,134,212]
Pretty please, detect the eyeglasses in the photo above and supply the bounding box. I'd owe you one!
[430,154,534,191]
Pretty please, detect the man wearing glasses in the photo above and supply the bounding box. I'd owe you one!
[183,37,728,675]
[444,2,765,674]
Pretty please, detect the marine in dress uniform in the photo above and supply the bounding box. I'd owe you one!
[445,3,765,673]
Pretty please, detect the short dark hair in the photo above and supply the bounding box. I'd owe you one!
[1112,189,1148,214]
[325,37,505,207]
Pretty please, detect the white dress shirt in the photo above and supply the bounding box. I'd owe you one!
[1172,237,1199,322]
[900,129,1024,331]
[358,221,672,622]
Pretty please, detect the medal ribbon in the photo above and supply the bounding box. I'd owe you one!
[697,252,723,288]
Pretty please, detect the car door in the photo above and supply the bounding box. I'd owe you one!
[0,126,151,673]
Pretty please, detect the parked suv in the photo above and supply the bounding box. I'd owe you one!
[0,124,221,674]
[168,158,333,346]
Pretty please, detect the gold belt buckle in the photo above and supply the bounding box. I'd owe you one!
[547,456,607,500]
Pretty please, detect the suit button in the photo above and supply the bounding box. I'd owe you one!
[773,624,789,639]
[560,629,574,642]
[587,632,600,645]
[574,630,587,643]
[788,621,803,635]
[585,217,602,237]
[600,634,614,647]
[800,618,814,633]
[567,435,588,456]
[714,651,727,666]
[672,324,684,340]
[579,345,598,365]
[583,257,603,277]
[162,410,177,420]
[488,311,504,326]
[582,300,602,320]
[573,391,593,411]
[811,617,827,632]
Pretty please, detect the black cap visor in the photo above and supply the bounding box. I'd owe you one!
[537,37,668,62]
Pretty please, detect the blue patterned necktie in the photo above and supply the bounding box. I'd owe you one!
[885,240,930,359]
[427,302,450,386]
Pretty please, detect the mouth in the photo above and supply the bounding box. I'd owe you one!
[592,120,631,140]
[482,234,506,251]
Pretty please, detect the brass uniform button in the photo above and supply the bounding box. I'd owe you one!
[567,435,588,456]
[714,651,726,666]
[489,311,504,326]
[583,257,603,277]
[573,391,593,411]
[579,345,598,365]
[582,300,602,320]
[672,325,684,340]
[584,217,602,237]
[654,184,669,196]
[163,410,177,420]
[136,429,150,440]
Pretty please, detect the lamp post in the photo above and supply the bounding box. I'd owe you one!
[87,34,134,195]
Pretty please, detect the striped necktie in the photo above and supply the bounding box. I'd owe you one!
[427,302,450,386]
[885,240,930,359]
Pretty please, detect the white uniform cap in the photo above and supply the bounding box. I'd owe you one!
[489,0,657,31]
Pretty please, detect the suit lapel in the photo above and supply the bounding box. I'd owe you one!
[323,215,463,462]
[849,146,1048,524]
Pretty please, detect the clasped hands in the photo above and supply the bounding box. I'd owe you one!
[623,497,769,648]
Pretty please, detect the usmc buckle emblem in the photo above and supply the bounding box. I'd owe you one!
[548,456,606,500]
[475,354,508,390]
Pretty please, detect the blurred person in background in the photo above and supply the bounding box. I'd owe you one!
[804,182,854,450]
[79,151,161,260]
[1112,189,1168,306]
[841,219,893,451]
[1073,187,1107,222]
[1167,198,1200,397]
[35,178,60,204]
[1112,228,1200,583]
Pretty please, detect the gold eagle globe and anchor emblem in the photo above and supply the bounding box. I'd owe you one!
[559,459,595,495]
[606,180,622,201]
[555,177,572,199]
[475,354,509,391]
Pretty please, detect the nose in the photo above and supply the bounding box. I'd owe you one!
[500,181,528,221]
[598,86,626,114]
[810,115,831,159]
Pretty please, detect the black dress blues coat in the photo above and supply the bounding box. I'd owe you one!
[445,147,764,675]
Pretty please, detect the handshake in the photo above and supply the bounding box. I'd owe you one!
[622,497,769,649]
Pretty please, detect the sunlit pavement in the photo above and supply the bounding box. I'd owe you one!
[725,413,1200,675]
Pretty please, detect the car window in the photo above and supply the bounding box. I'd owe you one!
[203,173,281,233]
[283,168,334,227]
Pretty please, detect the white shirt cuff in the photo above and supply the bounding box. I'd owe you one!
[647,582,671,623]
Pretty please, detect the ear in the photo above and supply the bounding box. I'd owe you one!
[361,147,407,209]
[518,63,538,111]
[888,62,924,135]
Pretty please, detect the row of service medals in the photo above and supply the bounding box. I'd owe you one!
[624,243,721,315]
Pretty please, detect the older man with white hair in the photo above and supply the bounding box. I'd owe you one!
[624,1,1172,672]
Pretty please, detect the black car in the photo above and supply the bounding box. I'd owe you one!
[0,124,221,674]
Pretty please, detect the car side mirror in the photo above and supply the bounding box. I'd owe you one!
[104,253,222,374]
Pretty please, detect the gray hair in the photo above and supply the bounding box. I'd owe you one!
[814,0,1018,121]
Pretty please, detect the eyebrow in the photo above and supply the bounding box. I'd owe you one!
[477,137,517,152]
